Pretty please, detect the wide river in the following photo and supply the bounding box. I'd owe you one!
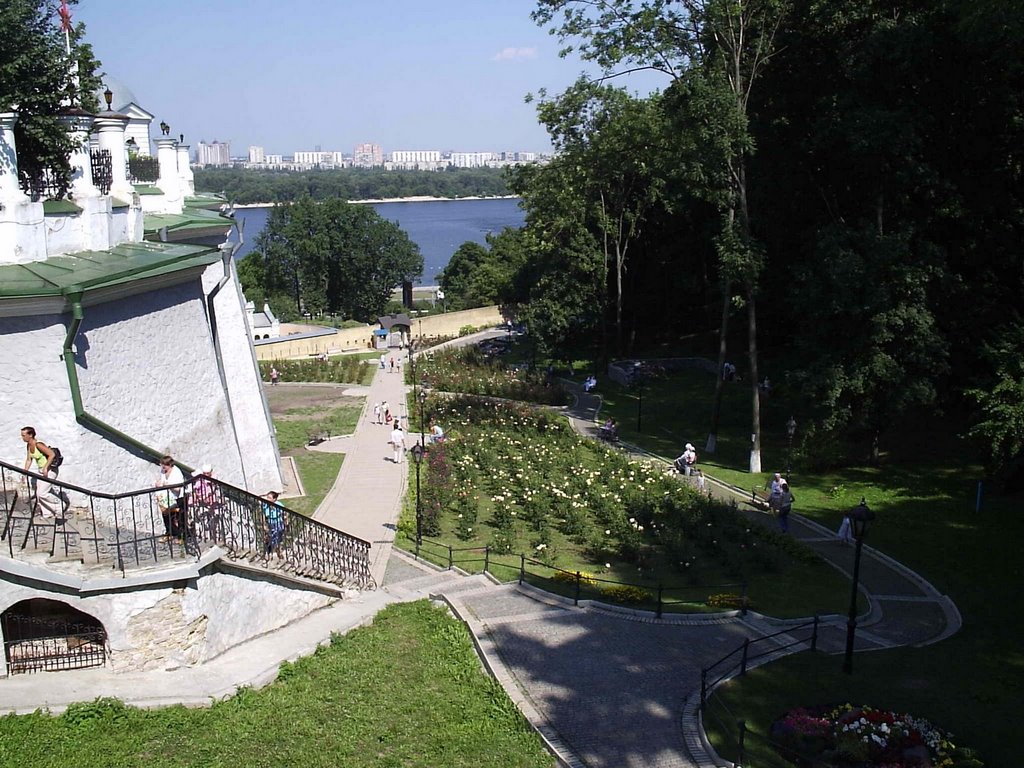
[231,198,526,285]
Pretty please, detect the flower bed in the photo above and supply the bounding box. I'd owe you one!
[416,347,567,405]
[259,357,371,385]
[411,395,825,610]
[769,704,983,767]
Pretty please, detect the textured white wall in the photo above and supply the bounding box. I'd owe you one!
[0,571,334,673]
[75,280,245,489]
[202,261,284,493]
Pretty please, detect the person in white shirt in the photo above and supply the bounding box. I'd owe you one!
[390,423,406,463]
[431,423,445,444]
[156,454,187,540]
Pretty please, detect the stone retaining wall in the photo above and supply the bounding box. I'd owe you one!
[255,305,504,361]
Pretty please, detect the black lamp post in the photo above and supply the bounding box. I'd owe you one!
[842,498,876,674]
[786,415,797,479]
[411,442,425,547]
[418,383,428,449]
[633,361,644,433]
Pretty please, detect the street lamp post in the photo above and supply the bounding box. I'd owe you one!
[411,442,425,548]
[633,361,644,433]
[786,415,797,479]
[842,499,876,675]
[418,383,428,450]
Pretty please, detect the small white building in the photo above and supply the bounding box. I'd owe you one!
[246,300,281,340]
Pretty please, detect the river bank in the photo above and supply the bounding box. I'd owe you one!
[231,195,520,209]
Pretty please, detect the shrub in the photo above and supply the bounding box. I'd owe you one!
[601,585,649,604]
[707,593,748,610]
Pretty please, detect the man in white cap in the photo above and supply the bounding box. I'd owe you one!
[674,443,698,475]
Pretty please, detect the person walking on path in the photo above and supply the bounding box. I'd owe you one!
[390,421,406,464]
[674,443,697,476]
[383,400,391,424]
[373,402,382,424]
[20,426,61,518]
[773,481,794,533]
[270,367,280,386]
[389,356,395,374]
[379,353,387,370]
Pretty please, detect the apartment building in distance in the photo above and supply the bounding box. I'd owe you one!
[195,139,231,166]
[248,145,265,164]
[293,150,347,168]
[353,142,383,168]
[387,149,443,170]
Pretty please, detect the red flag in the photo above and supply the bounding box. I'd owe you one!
[59,0,72,33]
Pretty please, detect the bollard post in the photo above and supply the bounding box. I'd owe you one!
[741,582,749,616]
[737,719,747,766]
[519,553,525,585]
[811,614,819,652]
[574,571,582,605]
[656,584,664,619]
[484,545,490,574]
[448,545,453,570]
[740,638,750,676]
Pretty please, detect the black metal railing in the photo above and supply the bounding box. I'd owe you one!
[406,536,748,616]
[90,148,113,194]
[2,614,106,674]
[127,155,160,183]
[699,618,821,767]
[18,160,70,201]
[0,459,373,589]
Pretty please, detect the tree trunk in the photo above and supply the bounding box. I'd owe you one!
[706,280,731,454]
[747,284,762,474]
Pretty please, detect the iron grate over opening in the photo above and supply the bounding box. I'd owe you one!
[2,615,107,674]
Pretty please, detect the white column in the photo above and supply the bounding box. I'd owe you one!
[155,137,182,212]
[92,114,133,200]
[0,112,27,204]
[60,111,99,199]
[176,143,194,196]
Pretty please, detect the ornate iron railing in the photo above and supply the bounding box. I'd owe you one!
[90,149,113,194]
[2,614,106,674]
[18,160,71,201]
[127,155,160,183]
[0,460,374,590]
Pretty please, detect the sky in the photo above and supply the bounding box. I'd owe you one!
[73,0,666,156]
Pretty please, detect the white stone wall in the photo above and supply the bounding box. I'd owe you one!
[75,280,246,489]
[0,570,334,673]
[202,260,283,492]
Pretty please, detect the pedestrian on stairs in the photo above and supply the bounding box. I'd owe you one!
[20,426,60,518]
[155,455,187,541]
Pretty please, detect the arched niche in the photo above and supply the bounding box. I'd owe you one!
[1,598,107,674]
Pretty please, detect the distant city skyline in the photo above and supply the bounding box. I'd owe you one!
[74,0,664,155]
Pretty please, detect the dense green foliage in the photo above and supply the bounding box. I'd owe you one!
[238,197,423,322]
[195,167,511,204]
[417,347,567,405]
[258,357,373,387]
[0,602,553,768]
[452,0,1024,476]
[1,0,103,199]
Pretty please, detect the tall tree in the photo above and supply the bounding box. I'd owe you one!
[241,197,422,322]
[0,0,102,199]
[534,0,787,470]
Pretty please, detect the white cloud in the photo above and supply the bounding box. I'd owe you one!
[492,47,537,62]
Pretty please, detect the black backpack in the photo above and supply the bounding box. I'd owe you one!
[50,446,64,468]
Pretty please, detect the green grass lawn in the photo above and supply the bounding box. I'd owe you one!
[597,366,1023,767]
[274,404,361,453]
[0,602,553,768]
[287,453,343,517]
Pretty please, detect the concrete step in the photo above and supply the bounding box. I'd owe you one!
[385,569,465,598]
[428,573,496,598]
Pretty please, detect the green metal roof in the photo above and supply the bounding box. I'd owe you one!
[185,193,228,211]
[133,184,164,196]
[144,207,233,236]
[0,241,220,299]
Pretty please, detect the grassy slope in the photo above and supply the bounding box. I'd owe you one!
[0,603,554,768]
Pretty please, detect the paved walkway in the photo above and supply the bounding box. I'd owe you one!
[309,355,413,585]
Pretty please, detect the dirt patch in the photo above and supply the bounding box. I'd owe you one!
[265,384,364,417]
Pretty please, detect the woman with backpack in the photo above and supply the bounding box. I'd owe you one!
[20,426,62,518]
